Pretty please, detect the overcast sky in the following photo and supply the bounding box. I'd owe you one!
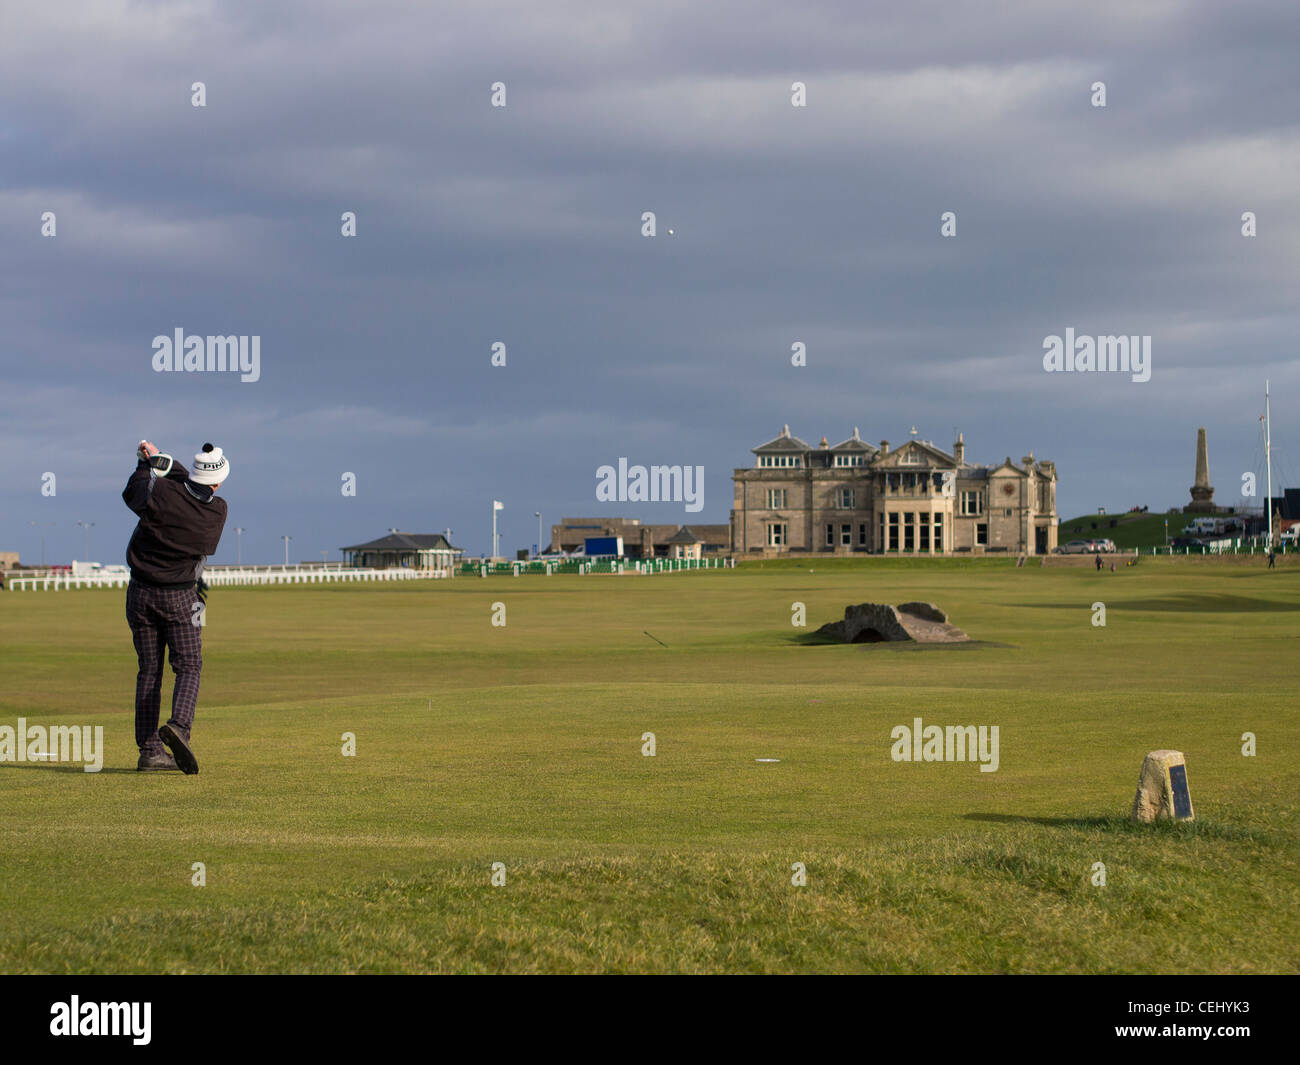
[3,0,1297,564]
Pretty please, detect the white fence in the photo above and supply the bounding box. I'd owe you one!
[1141,539,1291,556]
[5,566,447,591]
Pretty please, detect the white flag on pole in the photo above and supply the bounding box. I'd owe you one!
[493,500,504,510]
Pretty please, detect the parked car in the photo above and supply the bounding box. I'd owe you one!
[1281,527,1299,545]
[1057,540,1094,554]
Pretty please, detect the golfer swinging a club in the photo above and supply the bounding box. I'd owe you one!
[123,440,229,773]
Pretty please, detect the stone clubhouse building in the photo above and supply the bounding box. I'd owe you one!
[732,426,1059,556]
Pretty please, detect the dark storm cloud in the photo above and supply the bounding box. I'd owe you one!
[2,0,1297,561]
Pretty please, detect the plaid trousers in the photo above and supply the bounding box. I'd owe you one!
[125,580,204,753]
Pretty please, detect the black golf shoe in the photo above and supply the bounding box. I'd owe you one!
[158,723,199,775]
[137,749,179,772]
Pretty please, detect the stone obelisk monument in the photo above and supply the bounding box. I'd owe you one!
[1185,427,1215,513]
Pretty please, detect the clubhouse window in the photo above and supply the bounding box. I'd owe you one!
[976,523,988,546]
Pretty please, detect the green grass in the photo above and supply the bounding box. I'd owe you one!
[1,559,1297,973]
[1059,510,1207,548]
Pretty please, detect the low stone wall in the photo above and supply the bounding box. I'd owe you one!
[1041,553,1139,567]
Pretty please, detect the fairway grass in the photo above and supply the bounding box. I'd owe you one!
[2,560,1297,973]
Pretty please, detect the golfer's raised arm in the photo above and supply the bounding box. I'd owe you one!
[122,455,153,516]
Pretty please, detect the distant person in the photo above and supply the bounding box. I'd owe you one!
[1095,553,1103,572]
[123,441,230,773]
[1268,547,1276,569]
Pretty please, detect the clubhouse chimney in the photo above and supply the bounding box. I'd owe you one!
[880,439,890,456]
[954,432,965,465]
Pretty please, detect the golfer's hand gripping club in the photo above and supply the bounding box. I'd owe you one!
[139,441,173,477]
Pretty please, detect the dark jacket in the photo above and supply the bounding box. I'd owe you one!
[123,459,228,587]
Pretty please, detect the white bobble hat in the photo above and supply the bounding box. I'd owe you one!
[190,442,230,485]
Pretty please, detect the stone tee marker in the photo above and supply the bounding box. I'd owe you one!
[1131,750,1195,823]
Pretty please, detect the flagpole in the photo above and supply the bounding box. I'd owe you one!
[1265,379,1272,548]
